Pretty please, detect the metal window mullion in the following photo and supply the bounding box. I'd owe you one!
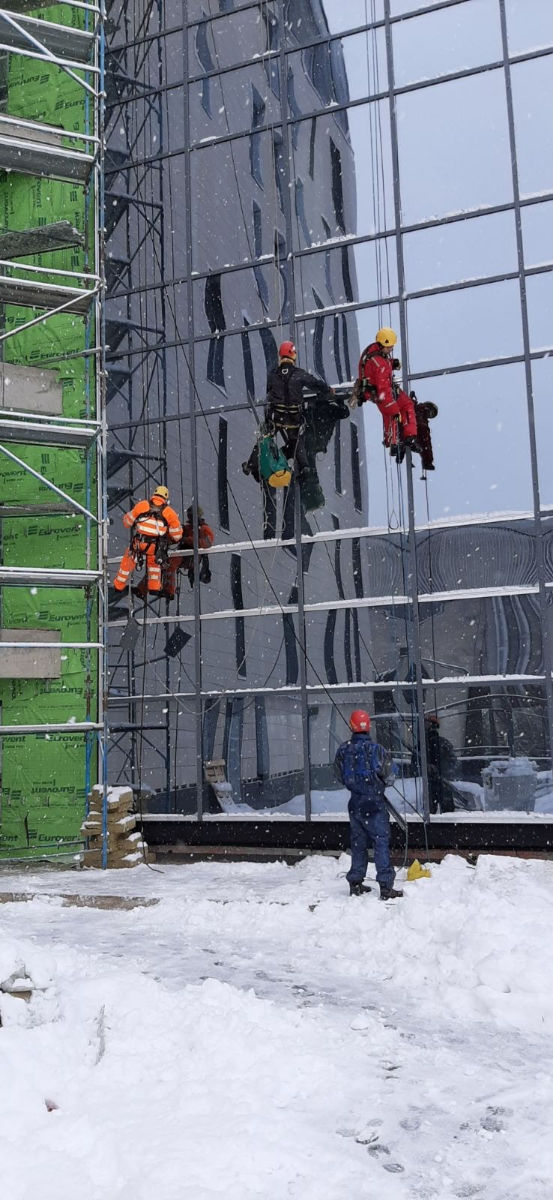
[498,0,553,770]
[183,11,204,822]
[384,0,430,821]
[277,0,311,822]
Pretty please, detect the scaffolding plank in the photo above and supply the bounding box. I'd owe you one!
[0,221,83,259]
[0,10,94,63]
[0,416,99,448]
[0,273,93,313]
[0,567,101,587]
[0,117,93,183]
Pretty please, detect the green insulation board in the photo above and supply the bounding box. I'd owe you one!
[0,4,98,858]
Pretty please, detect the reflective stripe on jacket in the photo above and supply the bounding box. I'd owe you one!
[122,498,183,542]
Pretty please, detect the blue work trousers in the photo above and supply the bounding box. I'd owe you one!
[346,793,395,890]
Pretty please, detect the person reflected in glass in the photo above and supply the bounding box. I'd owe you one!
[412,713,458,814]
[163,505,215,596]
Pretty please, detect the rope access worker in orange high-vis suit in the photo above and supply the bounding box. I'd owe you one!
[113,485,183,595]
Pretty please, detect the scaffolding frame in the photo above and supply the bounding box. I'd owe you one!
[0,1,108,860]
[104,0,553,825]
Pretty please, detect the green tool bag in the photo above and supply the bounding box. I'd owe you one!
[258,434,292,488]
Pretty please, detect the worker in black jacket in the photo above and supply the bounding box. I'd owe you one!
[264,340,333,473]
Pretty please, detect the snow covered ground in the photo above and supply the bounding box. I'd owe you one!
[1,854,553,1200]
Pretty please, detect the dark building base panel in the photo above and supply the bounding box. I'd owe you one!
[139,817,553,856]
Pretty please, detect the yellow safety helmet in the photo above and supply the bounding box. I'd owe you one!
[153,485,169,501]
[375,327,397,348]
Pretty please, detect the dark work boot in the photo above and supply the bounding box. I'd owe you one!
[349,882,372,896]
[379,886,404,901]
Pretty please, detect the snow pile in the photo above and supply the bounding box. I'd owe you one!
[1,855,552,1198]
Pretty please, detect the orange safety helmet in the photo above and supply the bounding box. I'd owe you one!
[279,340,297,361]
[349,709,371,732]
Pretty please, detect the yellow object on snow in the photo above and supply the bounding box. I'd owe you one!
[407,859,431,882]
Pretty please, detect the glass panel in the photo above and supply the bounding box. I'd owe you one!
[202,692,306,815]
[294,240,398,317]
[505,0,553,56]
[406,280,523,372]
[533,356,553,508]
[191,132,286,272]
[306,603,416,685]
[106,284,184,354]
[408,363,533,523]
[108,691,196,802]
[197,545,299,618]
[418,594,545,679]
[393,1,502,88]
[403,212,518,292]
[192,328,276,411]
[512,55,553,198]
[189,63,281,142]
[287,30,387,113]
[286,0,384,40]
[106,345,188,433]
[296,302,400,382]
[201,613,300,691]
[526,271,553,352]
[106,87,185,156]
[416,518,539,592]
[291,101,393,248]
[409,683,551,818]
[397,72,512,223]
[162,33,186,86]
[302,534,407,604]
[188,4,280,73]
[193,407,267,543]
[162,155,187,278]
[521,201,553,269]
[193,266,283,336]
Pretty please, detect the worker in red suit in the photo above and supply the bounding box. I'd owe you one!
[162,505,215,596]
[355,327,419,455]
[113,485,183,595]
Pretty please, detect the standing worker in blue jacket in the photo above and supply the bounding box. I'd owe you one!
[334,710,403,900]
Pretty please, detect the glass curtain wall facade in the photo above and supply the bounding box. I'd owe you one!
[105,0,553,823]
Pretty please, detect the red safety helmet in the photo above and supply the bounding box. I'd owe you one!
[349,709,371,732]
[279,340,297,361]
